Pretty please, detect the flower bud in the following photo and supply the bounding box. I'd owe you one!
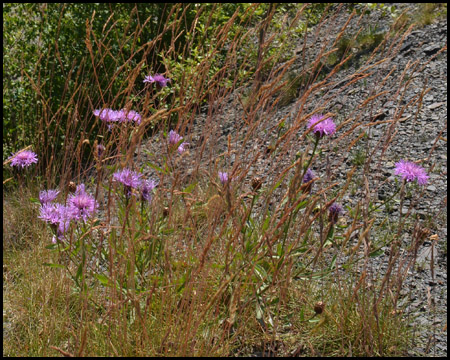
[314,301,325,315]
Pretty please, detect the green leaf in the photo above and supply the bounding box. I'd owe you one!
[94,274,112,287]
[294,200,308,212]
[146,161,167,174]
[328,254,337,270]
[369,248,384,257]
[262,213,271,232]
[254,263,267,282]
[76,261,83,282]
[183,181,197,194]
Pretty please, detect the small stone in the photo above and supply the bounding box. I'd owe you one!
[428,102,445,110]
[423,44,442,55]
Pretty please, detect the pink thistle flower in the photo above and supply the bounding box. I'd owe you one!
[218,172,229,185]
[122,109,141,125]
[308,114,336,138]
[94,108,141,125]
[143,74,170,87]
[394,160,429,185]
[140,179,158,202]
[177,142,189,154]
[93,108,120,122]
[168,130,183,145]
[168,130,188,154]
[68,190,97,222]
[39,203,61,225]
[39,189,60,205]
[39,203,76,239]
[8,150,38,168]
[113,168,143,198]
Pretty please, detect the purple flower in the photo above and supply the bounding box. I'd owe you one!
[168,130,189,154]
[302,168,316,193]
[97,144,105,158]
[55,203,76,235]
[113,168,143,188]
[218,171,229,185]
[141,179,158,202]
[8,150,38,168]
[123,109,142,125]
[177,142,189,154]
[168,130,183,146]
[39,203,61,225]
[94,108,141,126]
[308,114,336,138]
[39,189,60,205]
[143,74,170,87]
[68,189,97,222]
[328,202,343,224]
[39,203,76,239]
[113,168,143,198]
[74,184,87,195]
[394,160,429,185]
[93,108,120,122]
[303,168,315,183]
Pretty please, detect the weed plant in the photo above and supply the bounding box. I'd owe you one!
[3,3,446,357]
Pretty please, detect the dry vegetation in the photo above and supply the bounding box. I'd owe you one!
[3,3,446,356]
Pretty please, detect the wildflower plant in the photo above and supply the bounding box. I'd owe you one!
[67,189,97,223]
[39,189,60,205]
[394,160,429,185]
[8,150,38,168]
[168,130,189,154]
[8,4,446,357]
[113,168,143,199]
[218,171,229,185]
[307,114,336,138]
[143,73,171,88]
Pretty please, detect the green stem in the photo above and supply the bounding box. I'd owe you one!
[301,135,320,181]
[368,181,403,215]
[282,136,321,248]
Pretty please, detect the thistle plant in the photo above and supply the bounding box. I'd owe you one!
[143,73,171,88]
[8,149,38,168]
[7,149,38,189]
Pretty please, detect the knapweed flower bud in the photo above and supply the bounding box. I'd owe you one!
[314,301,325,315]
[163,207,169,217]
[68,181,77,193]
[97,144,105,158]
[251,177,262,191]
[302,168,316,193]
[328,202,343,224]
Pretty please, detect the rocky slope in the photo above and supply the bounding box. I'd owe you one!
[136,4,447,355]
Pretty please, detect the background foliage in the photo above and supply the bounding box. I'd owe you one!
[4,3,337,187]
